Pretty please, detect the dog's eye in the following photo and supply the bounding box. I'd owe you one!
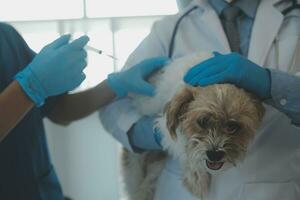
[197,116,210,129]
[225,121,241,134]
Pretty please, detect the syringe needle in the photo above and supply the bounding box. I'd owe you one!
[86,45,118,60]
[86,45,102,54]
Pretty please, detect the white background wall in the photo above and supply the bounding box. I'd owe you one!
[2,0,178,199]
[44,114,121,200]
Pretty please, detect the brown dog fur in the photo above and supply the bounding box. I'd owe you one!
[122,84,264,199]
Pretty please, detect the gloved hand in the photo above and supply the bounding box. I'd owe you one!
[107,57,169,97]
[15,35,89,106]
[184,52,271,99]
[128,116,162,151]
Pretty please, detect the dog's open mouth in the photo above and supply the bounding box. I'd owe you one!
[206,160,224,170]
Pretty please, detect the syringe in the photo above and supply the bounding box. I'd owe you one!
[86,45,118,60]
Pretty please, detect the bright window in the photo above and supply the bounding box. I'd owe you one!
[1,0,178,21]
[115,28,151,70]
[86,0,178,17]
[0,0,83,21]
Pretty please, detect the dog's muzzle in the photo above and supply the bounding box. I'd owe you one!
[205,150,225,170]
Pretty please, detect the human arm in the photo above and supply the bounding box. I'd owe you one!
[0,24,88,140]
[47,80,115,125]
[184,52,300,125]
[47,57,169,125]
[264,69,300,126]
[127,116,162,152]
[15,35,89,107]
[0,81,34,141]
[99,19,171,151]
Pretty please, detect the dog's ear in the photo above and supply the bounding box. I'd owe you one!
[247,93,265,123]
[164,86,195,139]
[253,97,265,123]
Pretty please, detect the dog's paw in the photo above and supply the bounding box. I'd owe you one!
[183,171,211,199]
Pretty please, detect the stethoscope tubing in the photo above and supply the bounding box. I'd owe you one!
[169,3,300,73]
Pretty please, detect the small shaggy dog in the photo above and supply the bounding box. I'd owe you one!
[122,52,265,199]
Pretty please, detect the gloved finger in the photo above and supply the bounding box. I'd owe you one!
[77,49,88,59]
[187,64,227,86]
[195,71,228,87]
[186,57,234,85]
[213,51,224,57]
[71,73,86,89]
[140,57,170,77]
[65,35,90,50]
[183,55,225,82]
[67,50,88,63]
[79,72,87,83]
[132,80,156,96]
[71,59,88,72]
[46,34,71,49]
[184,55,231,84]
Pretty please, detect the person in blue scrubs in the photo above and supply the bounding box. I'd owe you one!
[0,22,168,200]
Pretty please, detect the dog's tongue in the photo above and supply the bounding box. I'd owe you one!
[206,160,224,170]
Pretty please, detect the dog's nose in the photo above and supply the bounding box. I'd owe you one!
[206,150,225,162]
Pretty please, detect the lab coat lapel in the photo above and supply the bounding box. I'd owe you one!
[248,0,284,66]
[196,0,231,52]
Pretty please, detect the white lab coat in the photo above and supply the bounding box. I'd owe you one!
[99,0,300,199]
[176,0,193,10]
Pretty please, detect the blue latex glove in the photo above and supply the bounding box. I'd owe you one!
[184,52,271,99]
[15,35,89,106]
[107,57,169,97]
[128,116,162,151]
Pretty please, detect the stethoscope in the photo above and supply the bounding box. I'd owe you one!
[168,5,198,58]
[168,0,300,72]
[274,0,300,72]
[277,0,300,15]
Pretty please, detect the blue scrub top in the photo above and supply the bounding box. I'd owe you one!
[0,23,64,200]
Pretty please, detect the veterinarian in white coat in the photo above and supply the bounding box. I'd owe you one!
[100,0,300,199]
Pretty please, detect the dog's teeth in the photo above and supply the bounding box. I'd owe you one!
[206,160,224,170]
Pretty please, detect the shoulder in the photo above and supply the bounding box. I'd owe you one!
[0,22,21,39]
[0,22,15,30]
[0,22,29,50]
[0,22,16,32]
[152,2,203,32]
[0,22,34,53]
[0,23,35,78]
[150,1,204,45]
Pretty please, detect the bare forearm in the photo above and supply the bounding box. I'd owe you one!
[0,81,34,141]
[48,80,116,124]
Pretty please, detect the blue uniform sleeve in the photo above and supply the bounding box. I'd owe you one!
[99,17,171,151]
[128,116,162,153]
[0,22,59,118]
[265,69,300,126]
